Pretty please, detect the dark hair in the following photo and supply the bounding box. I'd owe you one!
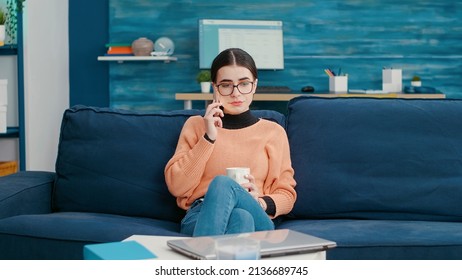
[210,48,258,83]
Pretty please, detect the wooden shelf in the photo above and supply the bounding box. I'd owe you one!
[175,92,446,109]
[0,127,19,138]
[0,45,18,56]
[176,93,304,102]
[97,55,178,63]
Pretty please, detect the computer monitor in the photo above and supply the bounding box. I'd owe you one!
[199,19,284,70]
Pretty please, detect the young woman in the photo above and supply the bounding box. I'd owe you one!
[165,48,296,236]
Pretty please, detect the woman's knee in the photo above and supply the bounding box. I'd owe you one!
[227,208,255,233]
[211,175,234,186]
[231,208,254,223]
[208,175,238,193]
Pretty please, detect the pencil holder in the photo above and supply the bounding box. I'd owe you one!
[382,68,402,93]
[329,76,348,93]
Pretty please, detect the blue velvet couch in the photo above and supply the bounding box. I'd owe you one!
[1,96,462,259]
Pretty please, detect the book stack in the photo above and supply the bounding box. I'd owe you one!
[105,43,133,56]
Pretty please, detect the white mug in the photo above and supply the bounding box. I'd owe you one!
[226,167,250,184]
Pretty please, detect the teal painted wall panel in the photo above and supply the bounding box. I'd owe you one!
[108,0,462,111]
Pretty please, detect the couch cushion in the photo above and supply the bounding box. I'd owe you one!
[53,105,286,222]
[278,219,462,260]
[0,171,55,219]
[287,97,462,222]
[0,212,183,259]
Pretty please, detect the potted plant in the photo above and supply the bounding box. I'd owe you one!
[0,8,6,47]
[411,75,422,87]
[196,70,212,93]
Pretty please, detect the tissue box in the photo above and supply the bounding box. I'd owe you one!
[83,240,157,260]
[382,69,402,93]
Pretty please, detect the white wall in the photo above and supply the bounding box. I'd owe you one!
[23,0,69,171]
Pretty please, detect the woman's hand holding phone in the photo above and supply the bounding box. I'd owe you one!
[203,97,223,141]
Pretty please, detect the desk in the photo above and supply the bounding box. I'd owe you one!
[175,93,446,109]
[124,235,326,260]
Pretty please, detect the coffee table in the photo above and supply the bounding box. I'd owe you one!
[124,235,326,260]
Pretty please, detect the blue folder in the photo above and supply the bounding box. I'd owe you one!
[84,240,157,260]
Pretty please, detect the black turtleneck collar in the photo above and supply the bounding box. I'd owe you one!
[222,110,259,129]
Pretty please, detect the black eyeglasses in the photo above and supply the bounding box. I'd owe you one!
[216,81,255,96]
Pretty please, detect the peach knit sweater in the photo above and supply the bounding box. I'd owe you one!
[164,116,297,218]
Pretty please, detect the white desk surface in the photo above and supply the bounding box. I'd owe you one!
[124,235,326,260]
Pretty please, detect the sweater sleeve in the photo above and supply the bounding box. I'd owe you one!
[164,117,214,207]
[262,124,297,218]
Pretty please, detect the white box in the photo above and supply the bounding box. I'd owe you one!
[382,69,402,93]
[329,76,348,93]
[0,79,7,105]
[0,106,7,133]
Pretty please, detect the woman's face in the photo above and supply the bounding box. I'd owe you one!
[213,65,258,115]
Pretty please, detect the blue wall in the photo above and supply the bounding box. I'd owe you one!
[71,0,462,111]
[69,0,109,107]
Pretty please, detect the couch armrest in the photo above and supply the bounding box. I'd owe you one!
[0,171,56,219]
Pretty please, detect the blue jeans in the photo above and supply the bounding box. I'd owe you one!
[181,175,275,236]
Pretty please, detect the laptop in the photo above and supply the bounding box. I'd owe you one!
[167,229,336,260]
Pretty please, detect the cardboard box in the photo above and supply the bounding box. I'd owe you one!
[0,161,18,176]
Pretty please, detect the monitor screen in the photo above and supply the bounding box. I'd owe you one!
[199,19,284,70]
